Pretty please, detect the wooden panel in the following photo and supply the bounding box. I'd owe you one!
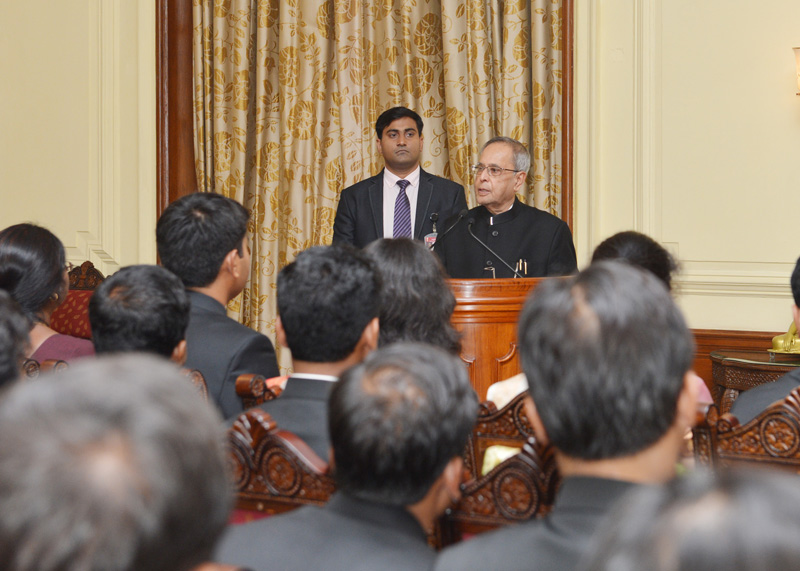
[157,0,197,218]
[450,279,542,399]
[691,329,781,393]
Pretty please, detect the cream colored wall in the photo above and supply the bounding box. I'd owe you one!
[0,1,156,275]
[575,0,800,331]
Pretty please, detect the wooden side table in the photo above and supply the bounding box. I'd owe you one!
[710,350,800,414]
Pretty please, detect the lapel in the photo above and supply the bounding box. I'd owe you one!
[367,171,384,239]
[414,169,433,239]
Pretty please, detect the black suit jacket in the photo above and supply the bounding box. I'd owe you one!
[434,477,638,571]
[434,199,577,279]
[730,367,800,425]
[257,375,334,460]
[214,493,436,571]
[184,291,279,420]
[332,168,467,248]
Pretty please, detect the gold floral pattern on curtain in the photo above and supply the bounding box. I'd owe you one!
[193,0,565,370]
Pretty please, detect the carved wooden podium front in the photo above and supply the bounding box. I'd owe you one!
[449,278,543,400]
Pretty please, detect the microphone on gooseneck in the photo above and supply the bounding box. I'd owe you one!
[431,209,469,251]
[466,218,523,278]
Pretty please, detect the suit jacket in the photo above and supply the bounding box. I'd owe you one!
[214,493,436,571]
[730,367,800,425]
[434,199,577,279]
[257,375,335,460]
[434,476,638,571]
[332,168,467,248]
[184,291,279,420]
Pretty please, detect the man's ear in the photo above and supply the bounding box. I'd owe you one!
[442,456,464,503]
[275,316,290,349]
[792,304,800,331]
[357,317,380,358]
[224,248,241,278]
[523,394,550,446]
[171,339,187,366]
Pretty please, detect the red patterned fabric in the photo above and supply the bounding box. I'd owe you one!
[50,290,94,340]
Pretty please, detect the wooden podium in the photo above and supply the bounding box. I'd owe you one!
[449,278,543,400]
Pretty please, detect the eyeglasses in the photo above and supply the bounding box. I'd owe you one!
[471,164,522,177]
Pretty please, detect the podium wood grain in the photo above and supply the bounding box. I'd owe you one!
[449,278,543,400]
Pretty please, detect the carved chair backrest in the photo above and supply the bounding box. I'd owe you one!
[235,373,284,410]
[693,385,800,473]
[50,261,106,340]
[465,390,536,478]
[435,437,560,548]
[228,408,335,515]
[21,359,69,378]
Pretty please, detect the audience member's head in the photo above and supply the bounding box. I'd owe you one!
[0,290,30,386]
[375,106,424,139]
[89,265,190,362]
[0,354,231,571]
[277,244,381,364]
[329,343,477,519]
[0,223,68,322]
[156,192,250,291]
[591,230,678,291]
[518,261,696,463]
[364,238,461,354]
[583,468,800,571]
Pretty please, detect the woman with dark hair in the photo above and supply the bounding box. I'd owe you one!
[591,230,712,403]
[0,224,94,362]
[364,238,461,355]
[591,230,678,290]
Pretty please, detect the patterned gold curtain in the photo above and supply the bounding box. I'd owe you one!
[192,0,565,370]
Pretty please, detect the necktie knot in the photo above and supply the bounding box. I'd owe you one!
[397,179,410,192]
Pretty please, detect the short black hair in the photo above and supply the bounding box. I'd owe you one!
[375,107,424,139]
[277,245,381,363]
[329,343,478,506]
[518,261,694,460]
[584,468,800,571]
[591,231,678,291]
[0,354,231,571]
[364,238,461,354]
[156,193,250,288]
[0,290,30,387]
[0,223,67,320]
[791,256,800,307]
[89,265,190,358]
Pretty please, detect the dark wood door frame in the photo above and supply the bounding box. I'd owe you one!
[156,0,574,226]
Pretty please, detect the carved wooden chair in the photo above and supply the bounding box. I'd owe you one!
[436,437,559,547]
[50,261,106,340]
[235,373,284,410]
[183,368,209,401]
[464,390,536,478]
[693,385,800,473]
[21,358,69,378]
[228,408,335,515]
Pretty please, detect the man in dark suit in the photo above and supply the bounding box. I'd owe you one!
[731,256,800,424]
[256,244,381,460]
[157,193,279,420]
[434,136,577,278]
[435,262,701,571]
[332,107,467,248]
[215,343,478,570]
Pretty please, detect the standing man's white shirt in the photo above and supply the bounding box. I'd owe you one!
[382,166,421,238]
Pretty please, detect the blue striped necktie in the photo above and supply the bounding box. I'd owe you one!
[393,179,412,238]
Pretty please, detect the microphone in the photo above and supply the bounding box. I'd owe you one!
[466,218,523,278]
[431,209,468,251]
